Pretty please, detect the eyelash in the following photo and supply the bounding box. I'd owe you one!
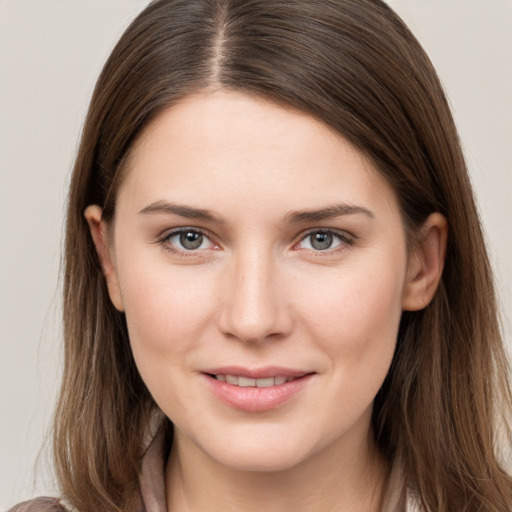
[157,227,355,258]
[294,228,355,254]
[157,227,217,258]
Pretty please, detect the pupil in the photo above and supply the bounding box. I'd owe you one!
[311,232,333,250]
[180,231,203,250]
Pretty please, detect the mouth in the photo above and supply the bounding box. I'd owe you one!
[207,374,299,387]
[202,367,314,412]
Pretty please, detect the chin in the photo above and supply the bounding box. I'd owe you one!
[192,425,324,473]
[212,444,311,473]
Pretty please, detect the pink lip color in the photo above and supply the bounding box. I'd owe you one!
[202,367,313,413]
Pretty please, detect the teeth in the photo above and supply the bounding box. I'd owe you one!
[256,377,274,388]
[226,375,238,385]
[215,375,293,387]
[238,377,256,387]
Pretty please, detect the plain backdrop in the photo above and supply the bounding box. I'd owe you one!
[1,0,511,508]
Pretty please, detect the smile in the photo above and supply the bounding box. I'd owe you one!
[213,375,294,387]
[203,368,314,412]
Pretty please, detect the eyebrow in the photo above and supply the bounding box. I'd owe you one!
[139,200,374,225]
[284,204,374,223]
[139,201,224,224]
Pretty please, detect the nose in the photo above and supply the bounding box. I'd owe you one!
[217,248,293,343]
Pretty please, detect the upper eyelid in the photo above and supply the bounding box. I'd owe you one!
[160,226,213,240]
[296,227,354,242]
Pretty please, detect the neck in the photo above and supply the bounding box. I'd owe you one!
[165,422,389,512]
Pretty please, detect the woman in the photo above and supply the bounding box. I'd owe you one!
[9,0,512,511]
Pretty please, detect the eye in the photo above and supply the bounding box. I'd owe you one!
[164,229,215,251]
[297,230,351,251]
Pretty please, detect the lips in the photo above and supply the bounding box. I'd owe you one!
[202,366,314,412]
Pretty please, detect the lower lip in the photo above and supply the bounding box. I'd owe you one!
[204,374,312,412]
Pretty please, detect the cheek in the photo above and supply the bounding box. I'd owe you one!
[295,255,406,383]
[117,261,220,423]
[299,270,404,439]
[116,255,216,371]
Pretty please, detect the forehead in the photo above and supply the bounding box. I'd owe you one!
[118,90,399,219]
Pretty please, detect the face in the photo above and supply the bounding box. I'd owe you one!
[90,91,421,472]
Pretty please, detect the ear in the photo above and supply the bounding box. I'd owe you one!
[402,213,448,311]
[84,205,125,312]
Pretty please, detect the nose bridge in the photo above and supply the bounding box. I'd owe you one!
[218,244,291,342]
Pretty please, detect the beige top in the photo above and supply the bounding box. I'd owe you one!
[9,431,420,512]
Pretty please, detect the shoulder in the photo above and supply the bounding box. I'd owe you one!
[8,497,72,512]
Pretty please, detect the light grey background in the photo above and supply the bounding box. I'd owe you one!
[1,0,511,508]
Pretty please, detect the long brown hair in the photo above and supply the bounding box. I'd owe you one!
[56,1,512,510]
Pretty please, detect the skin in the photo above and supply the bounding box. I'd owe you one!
[86,90,447,512]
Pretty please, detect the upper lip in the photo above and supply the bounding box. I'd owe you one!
[202,366,313,379]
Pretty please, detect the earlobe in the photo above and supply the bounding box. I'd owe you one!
[84,205,125,312]
[402,212,448,311]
